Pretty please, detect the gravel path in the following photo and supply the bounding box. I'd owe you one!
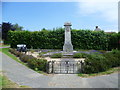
[1,52,119,88]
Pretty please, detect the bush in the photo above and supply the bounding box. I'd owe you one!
[37,59,47,71]
[27,59,47,72]
[103,49,120,67]
[9,48,47,72]
[9,48,15,54]
[9,48,22,57]
[82,50,120,74]
[83,54,109,74]
[73,53,89,58]
[19,54,28,63]
[50,53,62,58]
[15,51,22,57]
[73,53,83,58]
[19,53,36,63]
[108,33,120,50]
[98,50,106,54]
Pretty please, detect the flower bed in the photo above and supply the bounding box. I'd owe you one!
[9,48,47,72]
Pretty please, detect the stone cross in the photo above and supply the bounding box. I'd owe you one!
[63,22,73,52]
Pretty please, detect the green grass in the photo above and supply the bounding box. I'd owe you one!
[0,74,2,89]
[78,67,119,78]
[2,75,19,88]
[50,53,62,58]
[0,44,10,47]
[0,72,30,88]
[39,52,48,57]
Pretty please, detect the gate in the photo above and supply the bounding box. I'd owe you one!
[46,61,84,74]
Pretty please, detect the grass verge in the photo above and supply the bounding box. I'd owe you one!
[78,67,119,78]
[0,45,10,47]
[0,71,30,88]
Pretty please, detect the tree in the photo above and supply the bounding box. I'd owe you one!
[12,23,23,31]
[2,22,24,44]
[2,22,15,41]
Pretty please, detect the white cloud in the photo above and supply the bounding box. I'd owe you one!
[77,0,118,22]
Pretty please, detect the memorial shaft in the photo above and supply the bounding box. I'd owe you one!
[63,22,73,52]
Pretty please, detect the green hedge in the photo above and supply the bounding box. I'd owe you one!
[73,53,89,58]
[82,50,120,74]
[8,29,64,49]
[50,53,62,58]
[107,32,120,50]
[8,28,119,50]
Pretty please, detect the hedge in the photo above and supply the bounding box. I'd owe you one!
[107,32,120,50]
[73,53,89,58]
[7,28,120,50]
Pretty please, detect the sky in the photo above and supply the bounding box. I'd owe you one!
[1,0,119,32]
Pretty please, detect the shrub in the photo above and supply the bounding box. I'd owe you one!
[37,59,47,71]
[50,53,62,58]
[73,53,82,58]
[19,54,28,63]
[27,58,47,72]
[28,55,37,60]
[103,49,120,67]
[82,50,120,74]
[9,48,47,72]
[19,53,37,63]
[15,51,22,57]
[98,50,106,54]
[83,54,109,74]
[73,53,89,58]
[108,33,120,50]
[27,59,38,69]
[9,48,22,57]
[9,48,15,54]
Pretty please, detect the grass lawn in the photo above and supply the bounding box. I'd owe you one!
[78,67,119,78]
[0,45,10,47]
[0,71,30,88]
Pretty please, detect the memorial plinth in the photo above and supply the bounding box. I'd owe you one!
[63,22,73,53]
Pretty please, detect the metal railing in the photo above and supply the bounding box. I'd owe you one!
[46,60,84,74]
